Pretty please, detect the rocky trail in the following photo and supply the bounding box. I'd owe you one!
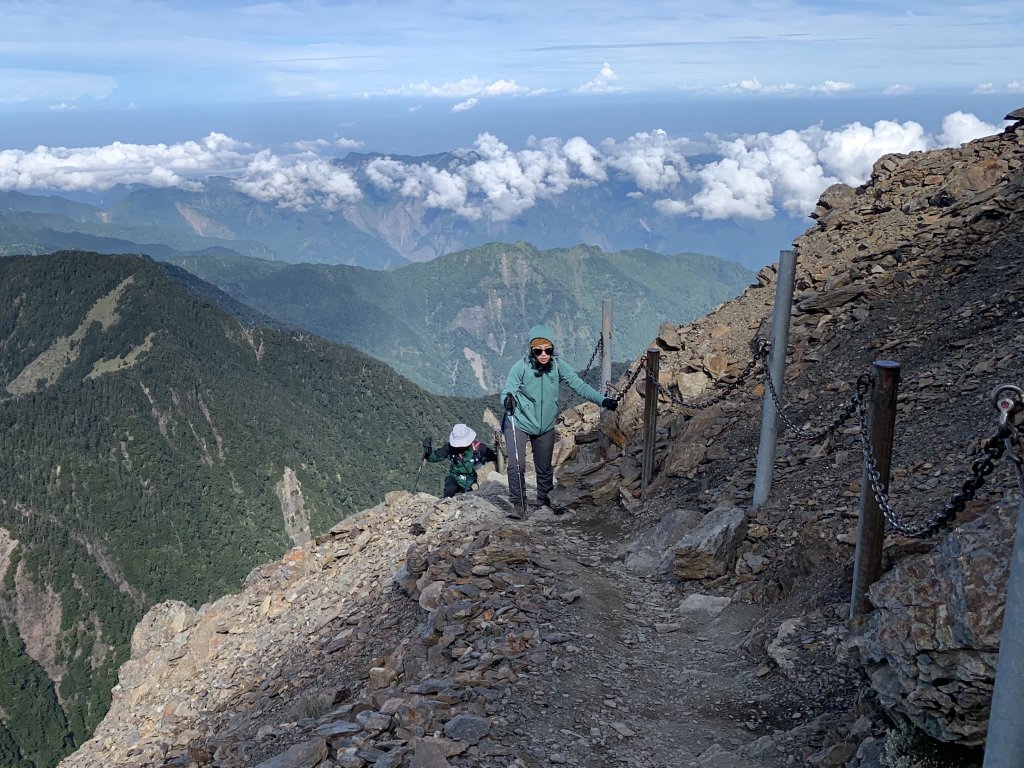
[481,481,868,768]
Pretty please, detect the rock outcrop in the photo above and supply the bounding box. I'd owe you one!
[850,497,1018,745]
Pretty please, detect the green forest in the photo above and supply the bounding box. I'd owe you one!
[166,241,754,396]
[0,251,490,767]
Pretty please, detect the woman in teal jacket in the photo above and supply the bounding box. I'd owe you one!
[499,323,617,518]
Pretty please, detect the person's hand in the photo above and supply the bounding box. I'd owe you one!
[422,449,431,460]
[602,397,618,411]
[504,393,516,413]
[422,436,432,450]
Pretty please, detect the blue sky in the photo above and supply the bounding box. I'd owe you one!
[2,0,1022,110]
[0,1,1021,225]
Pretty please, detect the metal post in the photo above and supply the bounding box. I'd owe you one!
[850,360,901,619]
[601,300,613,393]
[752,249,797,508]
[983,497,1024,765]
[640,347,661,495]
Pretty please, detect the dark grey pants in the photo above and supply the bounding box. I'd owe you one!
[503,419,555,505]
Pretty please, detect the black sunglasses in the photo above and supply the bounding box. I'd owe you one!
[531,346,554,357]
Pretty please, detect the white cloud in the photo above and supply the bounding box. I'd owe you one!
[975,80,1024,94]
[0,110,1004,223]
[48,102,77,112]
[335,137,366,149]
[883,84,913,96]
[602,129,690,191]
[809,80,855,94]
[378,76,531,98]
[452,97,478,112]
[233,151,361,210]
[0,132,251,192]
[575,62,623,94]
[936,111,1001,147]
[287,138,331,152]
[716,79,799,94]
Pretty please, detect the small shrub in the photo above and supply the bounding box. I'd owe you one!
[881,720,982,768]
[285,690,334,722]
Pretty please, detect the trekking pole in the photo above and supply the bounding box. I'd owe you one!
[412,436,431,493]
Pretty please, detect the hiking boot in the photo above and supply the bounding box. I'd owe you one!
[536,498,569,516]
[497,496,527,519]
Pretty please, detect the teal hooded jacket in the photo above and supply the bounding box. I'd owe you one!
[499,324,605,435]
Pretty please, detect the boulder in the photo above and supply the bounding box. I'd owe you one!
[669,504,748,580]
[849,497,1017,745]
[622,508,701,576]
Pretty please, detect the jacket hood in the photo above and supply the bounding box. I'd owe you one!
[527,323,557,349]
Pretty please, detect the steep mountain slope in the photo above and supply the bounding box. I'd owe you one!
[55,111,1024,768]
[0,252,490,767]
[165,242,753,396]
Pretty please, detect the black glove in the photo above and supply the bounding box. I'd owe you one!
[422,436,432,450]
[504,393,516,414]
[602,397,618,411]
[422,449,431,460]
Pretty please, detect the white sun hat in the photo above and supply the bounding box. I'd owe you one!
[448,423,476,448]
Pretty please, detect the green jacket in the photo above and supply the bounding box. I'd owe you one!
[426,441,498,491]
[499,324,604,435]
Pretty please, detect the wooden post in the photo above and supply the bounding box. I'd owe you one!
[640,347,661,495]
[850,360,901,618]
[601,300,613,394]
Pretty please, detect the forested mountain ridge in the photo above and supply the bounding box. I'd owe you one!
[165,241,754,396]
[0,251,488,767]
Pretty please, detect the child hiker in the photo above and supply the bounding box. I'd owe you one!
[422,423,498,498]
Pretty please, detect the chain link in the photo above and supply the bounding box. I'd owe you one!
[578,336,603,381]
[607,355,648,402]
[856,377,1011,538]
[764,363,860,442]
[648,338,766,410]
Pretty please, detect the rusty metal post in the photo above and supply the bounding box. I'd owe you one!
[984,498,1024,765]
[752,249,797,508]
[601,300,613,394]
[640,347,661,495]
[850,360,901,618]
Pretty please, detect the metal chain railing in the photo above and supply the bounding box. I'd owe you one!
[763,362,861,442]
[652,338,767,411]
[608,355,647,403]
[578,336,603,381]
[856,378,1021,538]
[607,336,768,409]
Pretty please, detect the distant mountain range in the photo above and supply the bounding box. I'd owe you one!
[0,251,488,767]
[0,149,807,270]
[164,242,755,396]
